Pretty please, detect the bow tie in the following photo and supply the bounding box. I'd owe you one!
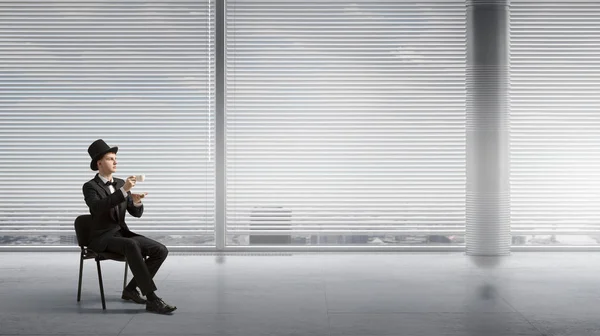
[105,180,117,188]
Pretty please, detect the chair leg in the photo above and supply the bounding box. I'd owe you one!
[77,249,84,302]
[96,259,106,310]
[123,259,128,291]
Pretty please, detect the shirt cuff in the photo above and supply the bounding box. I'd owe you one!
[120,187,127,198]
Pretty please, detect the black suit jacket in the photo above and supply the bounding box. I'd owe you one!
[82,174,144,252]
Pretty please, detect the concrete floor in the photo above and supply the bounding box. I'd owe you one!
[0,251,599,335]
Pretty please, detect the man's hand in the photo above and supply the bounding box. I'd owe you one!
[124,176,136,192]
[131,192,148,204]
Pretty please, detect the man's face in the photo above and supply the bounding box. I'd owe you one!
[97,152,117,174]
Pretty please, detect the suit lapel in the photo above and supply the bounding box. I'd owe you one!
[93,174,119,222]
[115,179,126,221]
[93,174,112,197]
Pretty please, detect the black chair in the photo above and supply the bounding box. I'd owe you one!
[74,214,129,310]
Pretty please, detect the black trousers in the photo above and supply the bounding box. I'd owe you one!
[104,230,168,295]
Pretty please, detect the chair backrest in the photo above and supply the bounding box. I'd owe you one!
[74,214,93,247]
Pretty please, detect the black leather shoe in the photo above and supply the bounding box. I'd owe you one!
[146,298,177,314]
[121,288,146,304]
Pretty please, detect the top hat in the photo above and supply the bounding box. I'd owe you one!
[87,139,118,171]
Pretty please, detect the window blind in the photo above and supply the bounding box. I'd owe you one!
[225,0,466,245]
[0,0,215,246]
[511,1,600,239]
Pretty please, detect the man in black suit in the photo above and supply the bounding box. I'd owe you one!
[83,139,176,314]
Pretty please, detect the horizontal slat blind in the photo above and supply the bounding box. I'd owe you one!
[511,1,600,235]
[0,0,215,244]
[225,0,466,240]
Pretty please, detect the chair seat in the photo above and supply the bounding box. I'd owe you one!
[96,252,127,262]
[82,249,126,262]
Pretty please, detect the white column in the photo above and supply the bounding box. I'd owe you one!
[216,0,226,250]
[466,0,511,255]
